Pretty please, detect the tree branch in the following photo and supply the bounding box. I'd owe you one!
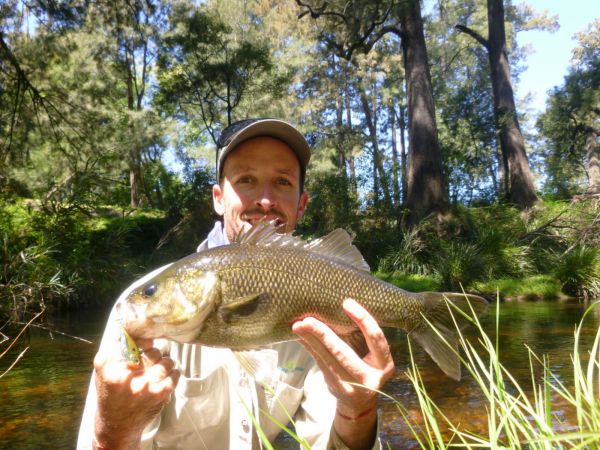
[454,24,489,50]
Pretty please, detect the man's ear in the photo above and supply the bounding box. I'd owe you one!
[212,184,225,216]
[296,191,309,220]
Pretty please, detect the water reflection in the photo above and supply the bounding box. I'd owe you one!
[379,300,600,447]
[0,308,107,450]
[1,300,598,449]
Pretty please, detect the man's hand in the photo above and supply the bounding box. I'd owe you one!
[92,334,180,449]
[292,298,395,450]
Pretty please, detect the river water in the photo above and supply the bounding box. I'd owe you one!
[1,300,599,449]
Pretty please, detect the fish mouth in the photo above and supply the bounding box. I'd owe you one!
[117,300,150,338]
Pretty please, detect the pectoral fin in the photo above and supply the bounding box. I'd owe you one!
[218,293,267,322]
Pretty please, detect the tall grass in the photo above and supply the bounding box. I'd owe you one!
[0,234,74,319]
[388,298,600,448]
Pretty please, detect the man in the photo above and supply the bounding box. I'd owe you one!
[77,118,395,449]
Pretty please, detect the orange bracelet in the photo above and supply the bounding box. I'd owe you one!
[336,406,376,421]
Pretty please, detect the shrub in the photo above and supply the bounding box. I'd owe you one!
[553,245,600,300]
[0,234,74,320]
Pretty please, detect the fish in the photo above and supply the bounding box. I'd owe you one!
[119,221,488,380]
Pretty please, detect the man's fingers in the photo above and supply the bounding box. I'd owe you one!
[135,338,154,352]
[293,318,357,380]
[342,298,394,370]
[141,347,163,366]
[294,300,395,391]
[149,368,180,398]
[145,357,176,383]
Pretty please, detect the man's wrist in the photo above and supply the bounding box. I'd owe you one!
[335,399,378,422]
[93,435,141,450]
[94,417,143,450]
[336,406,376,421]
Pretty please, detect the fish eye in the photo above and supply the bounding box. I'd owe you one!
[143,284,157,297]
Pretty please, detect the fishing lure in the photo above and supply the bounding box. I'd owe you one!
[120,326,142,366]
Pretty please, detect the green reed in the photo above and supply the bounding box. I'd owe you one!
[395,298,600,448]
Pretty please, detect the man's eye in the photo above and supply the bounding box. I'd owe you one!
[236,176,253,184]
[277,178,292,186]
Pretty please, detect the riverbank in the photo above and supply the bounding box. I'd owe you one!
[379,272,574,302]
[1,196,599,321]
[375,197,599,302]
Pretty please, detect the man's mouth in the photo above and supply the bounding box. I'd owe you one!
[244,215,285,228]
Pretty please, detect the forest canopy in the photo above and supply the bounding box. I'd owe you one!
[1,1,599,313]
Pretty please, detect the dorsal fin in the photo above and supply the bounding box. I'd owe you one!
[304,228,370,272]
[234,221,370,272]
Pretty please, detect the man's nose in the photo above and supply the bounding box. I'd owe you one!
[255,185,276,210]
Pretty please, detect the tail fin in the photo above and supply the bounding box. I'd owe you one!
[410,292,488,381]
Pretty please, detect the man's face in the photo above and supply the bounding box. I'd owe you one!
[213,136,309,242]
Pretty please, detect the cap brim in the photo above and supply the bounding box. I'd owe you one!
[217,119,310,179]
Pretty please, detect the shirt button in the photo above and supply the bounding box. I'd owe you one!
[242,419,250,433]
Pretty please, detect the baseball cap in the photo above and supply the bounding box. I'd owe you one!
[216,118,311,181]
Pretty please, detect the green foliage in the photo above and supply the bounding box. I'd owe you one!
[434,241,487,291]
[0,234,74,320]
[380,205,532,290]
[378,200,599,298]
[156,1,288,144]
[553,245,600,300]
[0,198,178,320]
[1,0,599,320]
[537,20,600,197]
[472,275,561,300]
[152,167,217,259]
[0,158,218,319]
[375,272,439,292]
[378,221,432,276]
[298,171,360,237]
[0,200,73,318]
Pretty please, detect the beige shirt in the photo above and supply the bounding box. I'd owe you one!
[77,230,382,449]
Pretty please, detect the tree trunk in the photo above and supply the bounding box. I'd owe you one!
[487,0,538,207]
[401,0,448,225]
[389,104,401,210]
[359,86,392,208]
[335,87,347,175]
[585,128,600,194]
[334,54,347,177]
[399,103,408,206]
[345,86,358,197]
[126,61,143,209]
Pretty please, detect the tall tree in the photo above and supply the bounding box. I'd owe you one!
[1,1,145,206]
[456,0,539,208]
[87,0,167,208]
[296,0,449,224]
[426,0,501,205]
[399,0,448,224]
[156,2,285,161]
[538,19,600,197]
[358,77,392,207]
[0,0,86,175]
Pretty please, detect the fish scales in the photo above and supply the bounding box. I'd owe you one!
[121,222,488,380]
[196,244,422,348]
